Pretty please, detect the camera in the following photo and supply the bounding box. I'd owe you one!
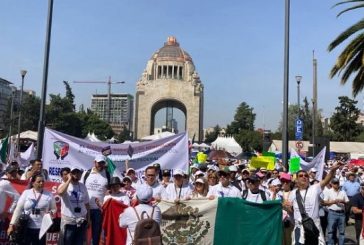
[74,207,81,213]
[32,208,41,215]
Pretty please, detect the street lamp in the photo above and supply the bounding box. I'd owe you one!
[295,75,302,118]
[16,70,27,154]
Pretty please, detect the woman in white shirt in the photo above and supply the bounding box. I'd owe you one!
[8,174,56,245]
[104,177,130,206]
[190,178,209,198]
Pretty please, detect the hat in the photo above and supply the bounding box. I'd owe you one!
[218,167,230,175]
[123,176,132,182]
[191,163,200,170]
[348,172,356,177]
[310,168,317,173]
[173,169,184,176]
[136,185,153,202]
[280,172,292,182]
[194,170,204,177]
[109,177,122,186]
[70,167,82,173]
[126,168,135,174]
[256,172,265,178]
[271,178,282,186]
[331,178,340,184]
[153,163,161,168]
[5,165,18,173]
[95,155,106,163]
[208,165,219,172]
[195,178,204,184]
[242,169,250,174]
[162,169,171,176]
[248,175,260,183]
[260,167,267,172]
[229,165,238,172]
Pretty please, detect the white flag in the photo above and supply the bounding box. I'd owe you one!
[20,143,35,168]
[290,147,326,180]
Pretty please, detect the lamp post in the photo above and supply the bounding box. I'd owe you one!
[8,86,17,156]
[16,70,27,154]
[295,75,302,118]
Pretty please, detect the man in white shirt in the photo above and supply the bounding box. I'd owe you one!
[323,178,349,245]
[82,155,109,245]
[207,167,241,199]
[119,185,161,245]
[283,162,342,245]
[162,169,191,202]
[137,166,165,202]
[57,167,90,245]
[0,166,20,223]
[242,175,270,203]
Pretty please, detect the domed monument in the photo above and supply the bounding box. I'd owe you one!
[135,36,204,141]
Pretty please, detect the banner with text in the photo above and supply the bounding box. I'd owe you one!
[42,128,189,182]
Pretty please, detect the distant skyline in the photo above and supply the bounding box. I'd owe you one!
[1,0,362,134]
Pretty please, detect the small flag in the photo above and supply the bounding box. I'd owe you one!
[0,136,9,163]
[127,145,134,158]
[102,146,112,156]
[106,157,116,175]
[289,157,300,173]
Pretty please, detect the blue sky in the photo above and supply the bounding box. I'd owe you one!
[0,0,361,132]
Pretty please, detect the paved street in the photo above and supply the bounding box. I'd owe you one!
[344,224,356,245]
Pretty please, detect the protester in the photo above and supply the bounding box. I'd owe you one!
[190,178,209,198]
[8,174,56,245]
[82,155,109,245]
[350,182,364,244]
[229,165,242,191]
[309,168,319,185]
[60,167,71,183]
[125,167,139,188]
[207,167,241,199]
[280,172,294,245]
[57,167,90,245]
[323,178,349,245]
[283,162,342,245]
[140,166,165,202]
[239,168,250,191]
[119,185,161,245]
[121,176,136,200]
[160,169,172,188]
[242,175,270,203]
[0,166,20,225]
[343,172,360,225]
[162,169,191,202]
[104,177,130,206]
[21,159,49,181]
[207,172,219,187]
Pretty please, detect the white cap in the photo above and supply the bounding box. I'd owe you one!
[191,163,200,169]
[173,169,184,176]
[208,165,219,172]
[126,168,135,173]
[94,155,107,163]
[194,170,204,177]
[195,178,204,184]
[271,178,282,186]
[310,167,318,173]
[229,165,238,172]
[136,185,153,202]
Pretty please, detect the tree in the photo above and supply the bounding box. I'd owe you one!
[117,128,132,143]
[328,0,364,96]
[330,96,362,141]
[204,125,221,143]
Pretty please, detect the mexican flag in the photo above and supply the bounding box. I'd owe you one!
[159,198,282,245]
[0,136,8,163]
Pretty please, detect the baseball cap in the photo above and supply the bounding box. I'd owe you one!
[109,177,122,186]
[229,165,238,172]
[310,167,317,173]
[5,165,18,173]
[271,178,282,186]
[248,174,260,183]
[191,163,200,170]
[280,172,292,182]
[195,178,204,184]
[173,169,184,176]
[162,169,171,176]
[126,168,135,174]
[94,155,106,163]
[218,167,230,175]
[136,185,153,202]
[194,170,204,177]
[331,178,340,184]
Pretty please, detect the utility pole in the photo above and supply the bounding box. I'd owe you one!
[312,51,318,157]
[73,77,125,123]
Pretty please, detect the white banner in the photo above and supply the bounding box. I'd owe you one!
[42,128,189,182]
[290,147,326,180]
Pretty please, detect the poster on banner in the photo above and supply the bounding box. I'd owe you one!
[42,128,189,182]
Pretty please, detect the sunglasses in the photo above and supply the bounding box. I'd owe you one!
[298,174,309,178]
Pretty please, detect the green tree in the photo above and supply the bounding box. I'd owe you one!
[235,130,263,153]
[204,125,221,143]
[78,110,114,140]
[330,96,362,141]
[328,0,364,96]
[117,128,132,143]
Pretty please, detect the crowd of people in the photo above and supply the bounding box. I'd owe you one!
[1,154,364,245]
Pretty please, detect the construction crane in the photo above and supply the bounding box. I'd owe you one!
[73,76,125,123]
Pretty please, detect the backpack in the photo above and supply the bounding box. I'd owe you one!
[242,189,267,202]
[83,169,111,185]
[131,206,162,245]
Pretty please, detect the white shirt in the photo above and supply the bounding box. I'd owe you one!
[82,168,108,209]
[0,178,19,214]
[119,204,161,245]
[244,189,271,203]
[104,192,130,206]
[10,189,56,229]
[289,183,322,223]
[323,188,349,211]
[207,183,241,198]
[137,182,165,199]
[59,181,89,218]
[162,183,192,201]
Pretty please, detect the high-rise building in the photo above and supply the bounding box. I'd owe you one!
[0,78,12,131]
[91,93,134,134]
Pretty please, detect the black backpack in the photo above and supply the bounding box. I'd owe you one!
[131,206,162,245]
[242,189,267,201]
[83,169,111,185]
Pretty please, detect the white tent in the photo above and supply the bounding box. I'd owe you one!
[211,136,242,156]
[12,130,38,141]
[84,132,102,142]
[141,131,175,141]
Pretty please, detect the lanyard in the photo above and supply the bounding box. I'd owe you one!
[175,184,182,199]
[32,189,43,209]
[300,188,308,208]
